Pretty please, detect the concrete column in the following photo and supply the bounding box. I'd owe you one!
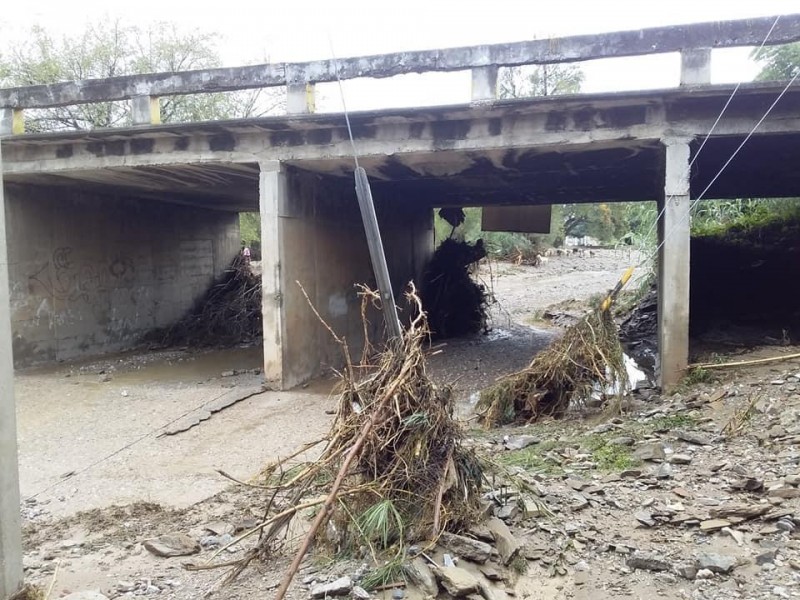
[0,142,24,597]
[471,66,498,102]
[657,138,692,390]
[0,108,24,135]
[131,95,161,126]
[259,161,287,384]
[680,48,711,86]
[286,84,316,115]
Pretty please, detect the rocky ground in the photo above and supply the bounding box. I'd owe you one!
[17,249,800,599]
[19,346,800,599]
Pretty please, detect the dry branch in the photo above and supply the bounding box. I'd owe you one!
[478,305,627,426]
[195,283,483,595]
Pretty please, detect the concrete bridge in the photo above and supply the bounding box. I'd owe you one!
[2,14,800,393]
[2,14,800,595]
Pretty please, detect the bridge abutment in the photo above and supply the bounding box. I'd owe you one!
[4,185,241,366]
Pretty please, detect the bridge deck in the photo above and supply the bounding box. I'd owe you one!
[3,83,800,210]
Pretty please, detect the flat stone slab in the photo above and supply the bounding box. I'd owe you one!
[311,576,353,598]
[437,566,480,597]
[143,533,200,557]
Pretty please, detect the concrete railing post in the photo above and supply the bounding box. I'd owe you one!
[471,66,498,102]
[657,137,692,390]
[0,108,24,135]
[286,83,316,115]
[259,161,286,385]
[0,142,24,598]
[680,48,712,86]
[131,95,161,126]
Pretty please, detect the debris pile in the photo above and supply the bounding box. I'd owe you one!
[479,306,627,426]
[420,238,489,339]
[150,256,262,347]
[619,284,658,374]
[210,286,484,594]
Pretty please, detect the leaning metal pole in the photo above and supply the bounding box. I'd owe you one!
[354,166,403,341]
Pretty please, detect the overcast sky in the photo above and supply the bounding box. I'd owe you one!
[2,0,800,111]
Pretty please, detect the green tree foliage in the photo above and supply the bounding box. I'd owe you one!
[0,20,281,132]
[753,42,800,81]
[498,64,584,98]
[239,213,261,245]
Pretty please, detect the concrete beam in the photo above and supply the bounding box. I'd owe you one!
[681,48,712,86]
[0,142,23,598]
[131,95,161,126]
[471,66,498,102]
[286,84,316,115]
[2,14,799,109]
[259,161,286,385]
[0,108,24,135]
[657,138,692,390]
[4,83,800,177]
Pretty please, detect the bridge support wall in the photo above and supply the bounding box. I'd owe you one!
[259,162,433,389]
[3,185,241,366]
[657,139,692,390]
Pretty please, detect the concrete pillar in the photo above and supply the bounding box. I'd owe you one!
[0,142,24,597]
[259,161,286,384]
[680,48,711,86]
[657,138,692,390]
[131,95,161,126]
[286,84,316,115]
[471,66,498,102]
[0,108,24,135]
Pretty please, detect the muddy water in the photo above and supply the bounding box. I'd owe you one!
[20,345,264,384]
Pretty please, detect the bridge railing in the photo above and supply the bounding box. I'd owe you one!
[1,14,799,135]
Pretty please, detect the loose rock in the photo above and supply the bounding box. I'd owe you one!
[634,443,665,462]
[143,534,200,557]
[436,567,480,597]
[311,577,353,598]
[697,553,737,574]
[700,519,731,532]
[439,532,492,564]
[635,511,656,527]
[627,552,671,572]
[485,517,521,565]
[676,430,712,446]
[404,558,438,596]
[505,435,540,450]
[669,454,693,464]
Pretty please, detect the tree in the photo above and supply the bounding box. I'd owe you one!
[0,20,282,132]
[498,63,584,99]
[753,43,800,81]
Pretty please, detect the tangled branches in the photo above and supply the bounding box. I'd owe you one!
[195,284,483,596]
[478,307,627,426]
[149,256,262,347]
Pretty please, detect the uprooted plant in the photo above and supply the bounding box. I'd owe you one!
[189,283,484,597]
[478,273,632,426]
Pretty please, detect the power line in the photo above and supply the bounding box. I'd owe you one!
[634,14,782,257]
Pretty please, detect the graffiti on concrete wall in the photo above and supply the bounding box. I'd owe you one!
[29,246,136,303]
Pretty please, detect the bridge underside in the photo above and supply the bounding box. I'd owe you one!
[7,131,800,208]
[3,83,800,388]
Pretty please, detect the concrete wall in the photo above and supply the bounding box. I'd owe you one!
[4,184,240,366]
[275,168,433,388]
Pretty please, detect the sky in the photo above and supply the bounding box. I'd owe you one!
[1,0,800,112]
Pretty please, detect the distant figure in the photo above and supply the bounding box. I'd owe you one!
[242,245,251,265]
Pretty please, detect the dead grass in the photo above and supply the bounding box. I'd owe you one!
[478,307,627,425]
